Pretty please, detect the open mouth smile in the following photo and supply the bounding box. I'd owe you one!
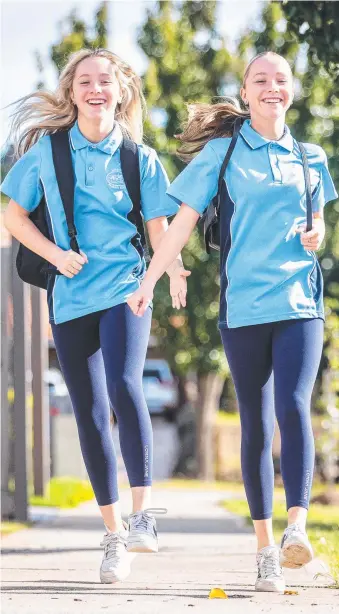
[261,97,283,105]
[86,99,107,106]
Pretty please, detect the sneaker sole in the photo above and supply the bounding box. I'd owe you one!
[126,540,158,553]
[255,580,285,593]
[100,569,130,584]
[281,543,313,569]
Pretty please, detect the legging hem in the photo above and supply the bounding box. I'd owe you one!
[97,496,120,507]
[251,512,273,521]
[286,501,309,512]
[129,480,153,488]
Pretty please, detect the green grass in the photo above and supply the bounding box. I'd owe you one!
[222,497,339,583]
[216,412,240,425]
[29,476,94,508]
[153,478,247,492]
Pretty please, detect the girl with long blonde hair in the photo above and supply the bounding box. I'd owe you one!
[2,48,188,584]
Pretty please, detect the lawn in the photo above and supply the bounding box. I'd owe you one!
[222,496,339,584]
[29,476,94,508]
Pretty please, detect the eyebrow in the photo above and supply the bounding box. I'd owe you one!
[252,71,289,78]
[77,73,112,79]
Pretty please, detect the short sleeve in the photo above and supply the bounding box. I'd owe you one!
[311,148,338,212]
[166,141,222,216]
[0,142,43,212]
[138,146,178,222]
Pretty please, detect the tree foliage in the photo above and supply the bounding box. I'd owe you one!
[51,2,108,74]
[281,1,339,83]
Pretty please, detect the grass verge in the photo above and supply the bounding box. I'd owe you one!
[222,497,339,584]
[29,476,94,508]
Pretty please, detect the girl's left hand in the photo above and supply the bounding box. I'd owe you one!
[297,217,325,251]
[169,265,191,309]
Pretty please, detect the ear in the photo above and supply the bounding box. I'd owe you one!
[240,87,247,106]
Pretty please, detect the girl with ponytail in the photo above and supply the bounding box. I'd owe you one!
[128,51,337,593]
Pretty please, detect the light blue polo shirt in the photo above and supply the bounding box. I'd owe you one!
[167,119,338,329]
[1,121,179,324]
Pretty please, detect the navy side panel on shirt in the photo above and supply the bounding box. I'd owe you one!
[219,181,235,326]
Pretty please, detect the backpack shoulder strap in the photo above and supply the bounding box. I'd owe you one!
[297,142,313,232]
[120,138,141,212]
[215,117,242,215]
[120,137,148,253]
[50,131,80,253]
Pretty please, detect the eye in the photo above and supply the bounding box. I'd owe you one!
[80,81,90,85]
[255,80,266,84]
[101,80,112,84]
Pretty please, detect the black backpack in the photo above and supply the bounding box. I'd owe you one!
[16,130,148,289]
[203,118,313,253]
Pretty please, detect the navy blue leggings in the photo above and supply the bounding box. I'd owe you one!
[220,318,323,520]
[51,303,153,506]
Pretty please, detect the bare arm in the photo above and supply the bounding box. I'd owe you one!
[145,205,199,285]
[146,215,187,309]
[4,199,87,278]
[127,204,199,316]
[146,216,183,276]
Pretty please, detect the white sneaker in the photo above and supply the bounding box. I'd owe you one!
[100,525,131,584]
[255,545,285,593]
[280,523,313,569]
[126,507,166,553]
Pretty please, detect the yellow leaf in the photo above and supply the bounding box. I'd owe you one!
[284,590,299,595]
[209,588,228,599]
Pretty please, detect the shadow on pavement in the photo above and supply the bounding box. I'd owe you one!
[1,583,253,598]
[18,515,251,535]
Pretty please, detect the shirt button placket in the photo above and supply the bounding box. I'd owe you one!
[86,146,95,186]
[269,143,279,183]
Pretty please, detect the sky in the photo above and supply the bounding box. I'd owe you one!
[1,0,264,145]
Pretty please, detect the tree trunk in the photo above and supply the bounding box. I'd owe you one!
[196,372,225,481]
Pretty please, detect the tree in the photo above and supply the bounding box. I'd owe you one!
[50,2,108,74]
[139,0,239,479]
[281,1,339,83]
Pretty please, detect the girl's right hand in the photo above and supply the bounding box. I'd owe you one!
[55,249,88,278]
[127,280,155,317]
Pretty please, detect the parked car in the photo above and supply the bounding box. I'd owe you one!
[44,368,73,416]
[7,368,72,417]
[143,359,179,421]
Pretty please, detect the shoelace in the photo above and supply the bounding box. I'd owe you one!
[130,507,167,533]
[100,532,126,560]
[285,522,304,537]
[281,523,305,547]
[258,550,282,578]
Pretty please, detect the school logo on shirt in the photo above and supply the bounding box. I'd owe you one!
[106,169,125,190]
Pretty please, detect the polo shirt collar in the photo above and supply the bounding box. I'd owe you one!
[240,119,294,152]
[69,120,123,154]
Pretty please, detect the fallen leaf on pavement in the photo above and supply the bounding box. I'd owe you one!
[209,588,228,599]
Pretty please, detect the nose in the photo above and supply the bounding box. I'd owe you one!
[91,82,102,94]
[267,80,280,92]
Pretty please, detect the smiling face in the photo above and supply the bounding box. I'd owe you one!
[240,53,294,122]
[71,55,121,124]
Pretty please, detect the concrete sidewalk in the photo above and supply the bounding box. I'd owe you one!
[1,487,338,614]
